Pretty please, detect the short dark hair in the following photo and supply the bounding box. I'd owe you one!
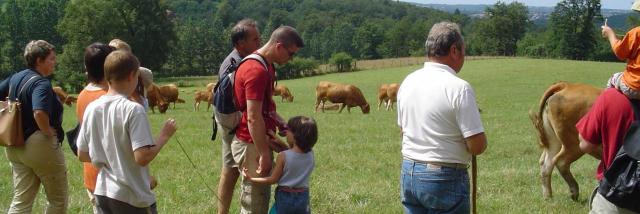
[84,42,114,83]
[104,50,140,83]
[231,18,258,46]
[268,26,304,48]
[425,21,464,57]
[288,116,318,153]
[24,40,55,69]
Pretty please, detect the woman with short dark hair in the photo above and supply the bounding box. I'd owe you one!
[0,40,68,213]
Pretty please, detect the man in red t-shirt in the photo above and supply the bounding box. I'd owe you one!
[232,26,304,214]
[577,88,635,213]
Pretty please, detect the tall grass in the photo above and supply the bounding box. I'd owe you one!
[0,58,623,213]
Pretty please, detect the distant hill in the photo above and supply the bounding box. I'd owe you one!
[407,2,631,27]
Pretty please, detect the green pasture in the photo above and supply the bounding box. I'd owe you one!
[0,58,625,213]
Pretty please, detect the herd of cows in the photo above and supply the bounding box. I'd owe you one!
[51,81,401,115]
[51,80,605,201]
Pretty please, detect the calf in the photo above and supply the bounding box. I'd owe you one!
[315,81,370,114]
[529,81,602,200]
[377,84,389,110]
[274,85,294,102]
[52,86,77,107]
[194,90,213,111]
[385,83,400,111]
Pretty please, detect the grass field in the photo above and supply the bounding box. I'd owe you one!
[0,57,625,213]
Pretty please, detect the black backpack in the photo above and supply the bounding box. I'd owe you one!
[598,99,640,212]
[211,53,268,140]
[213,53,268,114]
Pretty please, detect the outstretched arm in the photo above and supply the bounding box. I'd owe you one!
[243,152,286,185]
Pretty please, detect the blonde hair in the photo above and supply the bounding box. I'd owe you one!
[109,39,132,52]
[104,50,140,82]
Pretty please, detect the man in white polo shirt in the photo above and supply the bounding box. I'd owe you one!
[397,21,487,214]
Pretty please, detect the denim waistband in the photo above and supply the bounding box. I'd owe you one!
[277,186,308,193]
[404,158,468,170]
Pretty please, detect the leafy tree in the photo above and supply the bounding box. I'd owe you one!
[469,2,529,56]
[0,0,67,78]
[276,57,319,80]
[329,52,353,72]
[56,0,176,90]
[353,20,384,59]
[548,0,601,60]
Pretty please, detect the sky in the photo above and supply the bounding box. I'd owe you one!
[400,0,634,10]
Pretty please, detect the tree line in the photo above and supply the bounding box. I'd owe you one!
[0,0,626,92]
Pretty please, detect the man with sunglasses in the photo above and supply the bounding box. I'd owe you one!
[231,26,304,213]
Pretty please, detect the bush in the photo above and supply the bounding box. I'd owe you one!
[276,57,319,80]
[329,52,353,72]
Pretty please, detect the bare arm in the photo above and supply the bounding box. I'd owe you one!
[579,134,599,154]
[247,99,272,175]
[465,132,487,155]
[134,118,177,166]
[244,152,285,184]
[33,110,55,137]
[601,20,619,50]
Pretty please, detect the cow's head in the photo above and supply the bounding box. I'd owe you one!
[285,95,294,102]
[159,102,169,113]
[361,103,370,114]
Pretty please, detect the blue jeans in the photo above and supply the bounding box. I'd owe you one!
[272,187,310,214]
[401,159,469,214]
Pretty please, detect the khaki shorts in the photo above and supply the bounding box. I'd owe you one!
[213,108,241,168]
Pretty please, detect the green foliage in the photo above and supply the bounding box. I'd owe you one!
[0,0,67,78]
[468,2,529,56]
[548,0,602,60]
[329,52,353,72]
[276,57,319,80]
[56,0,176,91]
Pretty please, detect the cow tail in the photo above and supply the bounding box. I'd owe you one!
[529,81,567,148]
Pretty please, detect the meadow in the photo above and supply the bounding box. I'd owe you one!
[0,57,625,213]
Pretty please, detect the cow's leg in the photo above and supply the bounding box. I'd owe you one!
[386,100,391,111]
[554,146,583,201]
[540,112,561,199]
[194,101,198,111]
[314,97,322,113]
[347,106,351,113]
[377,98,383,110]
[338,103,346,113]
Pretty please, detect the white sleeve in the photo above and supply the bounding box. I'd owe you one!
[128,105,155,151]
[455,85,484,138]
[76,109,91,152]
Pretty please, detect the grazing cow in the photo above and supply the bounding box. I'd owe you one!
[274,85,294,102]
[147,84,169,113]
[52,86,77,107]
[529,81,603,200]
[385,83,400,111]
[315,81,370,114]
[194,90,213,111]
[377,84,389,110]
[206,82,216,93]
[159,84,183,109]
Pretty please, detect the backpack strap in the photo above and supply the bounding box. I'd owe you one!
[624,99,640,160]
[9,74,40,101]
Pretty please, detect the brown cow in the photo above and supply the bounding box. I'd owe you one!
[315,81,370,114]
[274,85,294,102]
[147,84,169,113]
[159,84,184,109]
[194,90,213,111]
[377,84,389,110]
[385,83,400,111]
[52,86,77,107]
[529,82,602,200]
